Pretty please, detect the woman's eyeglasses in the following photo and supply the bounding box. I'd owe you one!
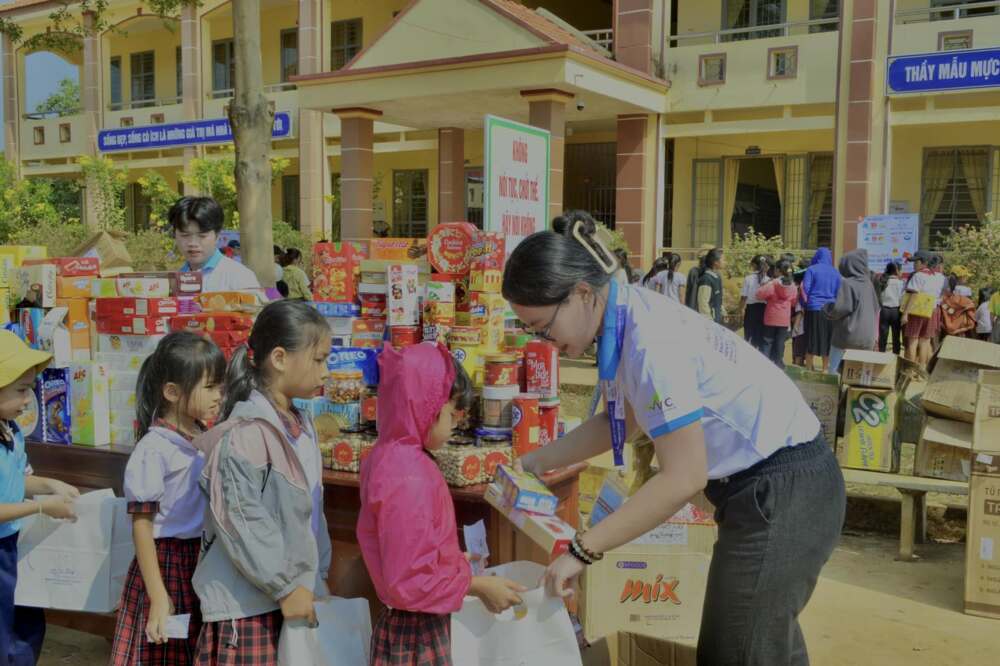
[535,300,565,342]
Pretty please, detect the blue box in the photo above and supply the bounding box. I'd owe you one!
[327,347,380,386]
[312,302,360,318]
[494,464,559,516]
[39,368,72,445]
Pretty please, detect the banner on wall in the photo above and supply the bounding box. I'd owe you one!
[483,115,550,258]
[98,112,292,152]
[858,214,919,274]
[887,48,1000,94]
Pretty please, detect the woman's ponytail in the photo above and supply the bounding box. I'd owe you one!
[220,345,258,421]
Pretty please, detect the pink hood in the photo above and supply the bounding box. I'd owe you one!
[357,343,471,614]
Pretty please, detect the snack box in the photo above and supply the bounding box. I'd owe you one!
[484,482,575,557]
[37,307,73,367]
[425,280,456,303]
[91,278,120,299]
[196,330,250,348]
[107,371,140,393]
[386,264,420,327]
[427,222,477,275]
[109,389,137,411]
[98,333,165,355]
[55,276,94,300]
[96,316,171,336]
[327,347,380,386]
[23,257,99,277]
[18,308,46,348]
[326,317,356,337]
[469,232,504,293]
[115,276,171,299]
[95,352,146,372]
[69,362,111,447]
[169,313,253,333]
[312,302,361,318]
[369,238,426,261]
[110,425,135,446]
[95,297,180,318]
[312,242,366,303]
[0,245,46,269]
[38,368,73,445]
[196,291,258,312]
[13,264,57,308]
[494,464,559,516]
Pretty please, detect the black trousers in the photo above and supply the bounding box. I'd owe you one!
[879,306,902,354]
[697,435,845,666]
[760,325,789,368]
[744,303,767,351]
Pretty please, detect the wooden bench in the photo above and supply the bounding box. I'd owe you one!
[840,468,968,561]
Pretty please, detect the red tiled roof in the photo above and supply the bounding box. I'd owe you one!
[482,0,605,53]
[0,0,59,16]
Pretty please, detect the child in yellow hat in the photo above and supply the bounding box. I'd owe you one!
[0,330,80,664]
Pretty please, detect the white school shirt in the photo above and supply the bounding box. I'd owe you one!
[977,302,993,334]
[124,426,206,539]
[599,281,820,479]
[881,277,904,308]
[907,270,947,305]
[651,271,687,302]
[741,273,770,306]
[182,250,262,294]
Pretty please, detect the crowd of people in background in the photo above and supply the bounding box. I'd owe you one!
[639,244,1000,373]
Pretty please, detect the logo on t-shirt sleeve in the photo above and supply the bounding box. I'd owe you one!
[646,390,676,414]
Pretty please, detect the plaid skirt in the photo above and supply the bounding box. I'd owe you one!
[194,611,282,666]
[110,537,202,666]
[371,608,452,666]
[905,307,941,340]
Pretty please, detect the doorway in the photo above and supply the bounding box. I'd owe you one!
[730,157,782,239]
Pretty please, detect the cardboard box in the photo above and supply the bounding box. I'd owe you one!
[168,313,253,333]
[838,387,900,472]
[38,368,72,444]
[915,417,973,482]
[923,337,1000,422]
[56,298,92,355]
[12,264,57,308]
[95,297,180,318]
[483,483,576,557]
[72,230,133,275]
[841,350,898,389]
[18,308,45,348]
[109,390,137,411]
[785,366,840,446]
[98,334,165,355]
[56,276,94,299]
[313,301,361,318]
[107,371,139,394]
[580,523,715,645]
[494,465,559,516]
[0,288,10,324]
[312,241,366,303]
[369,238,425,261]
[90,278,119,298]
[196,291,258,312]
[965,457,1000,619]
[115,276,172,299]
[470,291,506,352]
[352,318,386,348]
[110,425,135,446]
[387,263,420,326]
[0,245,47,273]
[37,307,73,368]
[95,352,146,372]
[469,232,505,293]
[582,632,698,666]
[70,362,111,447]
[23,256,99,277]
[96,316,170,336]
[974,370,1000,454]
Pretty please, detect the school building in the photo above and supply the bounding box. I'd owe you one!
[2,0,1000,267]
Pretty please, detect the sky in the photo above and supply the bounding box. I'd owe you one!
[0,0,79,151]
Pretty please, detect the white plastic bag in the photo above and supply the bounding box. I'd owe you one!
[451,561,583,666]
[277,596,372,666]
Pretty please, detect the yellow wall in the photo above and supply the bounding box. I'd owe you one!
[260,5,300,86]
[106,18,182,106]
[323,0,410,71]
[671,129,834,246]
[675,0,816,36]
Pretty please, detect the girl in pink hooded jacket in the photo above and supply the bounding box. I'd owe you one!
[358,343,525,665]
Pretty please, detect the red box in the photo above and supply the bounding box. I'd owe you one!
[117,271,203,295]
[203,330,250,347]
[96,316,170,336]
[169,313,254,333]
[311,242,366,303]
[96,297,180,318]
[23,256,100,277]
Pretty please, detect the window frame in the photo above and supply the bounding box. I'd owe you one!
[698,53,727,86]
[392,169,430,239]
[331,18,363,71]
[281,174,300,230]
[109,56,123,109]
[920,145,993,250]
[129,50,156,107]
[767,45,798,80]
[938,30,973,51]
[212,38,236,95]
[280,28,299,83]
[176,45,183,99]
[722,0,787,41]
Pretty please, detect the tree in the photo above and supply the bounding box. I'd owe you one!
[35,78,81,117]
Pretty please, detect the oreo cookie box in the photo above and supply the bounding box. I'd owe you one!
[327,347,380,387]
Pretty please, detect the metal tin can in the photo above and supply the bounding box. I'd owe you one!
[539,398,560,447]
[450,344,480,387]
[361,387,377,425]
[481,384,518,428]
[484,353,519,387]
[448,326,481,346]
[525,340,559,398]
[390,325,420,348]
[512,393,541,458]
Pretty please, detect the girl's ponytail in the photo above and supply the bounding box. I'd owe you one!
[221,345,259,421]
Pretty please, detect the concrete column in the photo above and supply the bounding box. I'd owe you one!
[833,0,891,254]
[438,128,465,224]
[334,108,381,242]
[82,11,104,229]
[299,0,329,240]
[615,114,654,268]
[614,0,654,75]
[1,32,18,170]
[522,89,573,223]
[181,4,203,174]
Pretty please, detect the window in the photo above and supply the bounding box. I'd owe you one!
[176,46,183,99]
[331,173,342,237]
[723,0,785,41]
[466,168,484,229]
[130,51,155,107]
[59,123,71,143]
[807,154,833,249]
[692,159,723,246]
[939,30,973,51]
[281,29,298,82]
[393,170,429,238]
[809,0,839,33]
[921,147,992,249]
[151,113,165,124]
[663,139,674,247]
[120,117,134,127]
[110,56,122,109]
[931,0,998,20]
[768,46,798,80]
[212,39,236,95]
[698,54,726,86]
[126,182,152,232]
[331,18,363,70]
[282,175,300,229]
[33,127,45,145]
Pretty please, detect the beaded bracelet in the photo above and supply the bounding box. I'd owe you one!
[574,533,604,562]
[567,538,593,566]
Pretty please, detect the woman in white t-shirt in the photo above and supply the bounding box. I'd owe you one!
[902,252,946,366]
[977,288,994,341]
[877,261,905,354]
[502,211,844,666]
[738,255,772,352]
[649,253,686,303]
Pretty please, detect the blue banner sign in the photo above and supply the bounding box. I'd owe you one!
[98,112,292,152]
[887,48,1000,94]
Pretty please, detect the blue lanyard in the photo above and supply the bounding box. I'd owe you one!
[599,300,628,468]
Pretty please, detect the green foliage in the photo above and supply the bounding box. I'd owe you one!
[137,171,180,230]
[272,220,311,271]
[181,149,290,229]
[35,78,80,117]
[0,161,73,240]
[126,229,177,272]
[78,155,128,230]
[942,212,1000,292]
[5,219,89,259]
[598,223,628,255]
[724,229,798,280]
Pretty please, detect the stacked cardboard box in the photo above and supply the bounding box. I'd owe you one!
[966,370,1000,620]
[837,351,902,473]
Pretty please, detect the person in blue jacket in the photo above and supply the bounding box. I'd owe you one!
[802,247,841,372]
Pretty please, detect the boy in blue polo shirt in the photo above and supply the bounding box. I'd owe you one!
[0,331,79,665]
